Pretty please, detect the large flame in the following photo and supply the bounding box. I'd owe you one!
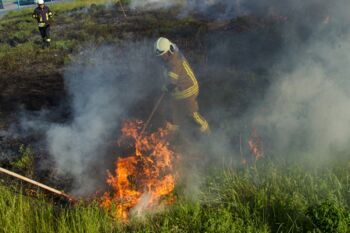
[101,120,177,220]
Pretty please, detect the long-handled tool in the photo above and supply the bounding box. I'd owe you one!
[0,167,75,202]
[140,92,165,136]
[117,0,127,18]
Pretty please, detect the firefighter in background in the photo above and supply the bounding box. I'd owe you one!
[154,37,210,135]
[32,0,53,48]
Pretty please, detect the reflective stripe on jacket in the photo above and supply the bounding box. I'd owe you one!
[32,6,52,27]
[165,52,199,100]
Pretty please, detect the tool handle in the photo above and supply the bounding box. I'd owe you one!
[140,92,165,136]
[0,167,75,202]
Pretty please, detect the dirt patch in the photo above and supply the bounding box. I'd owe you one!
[0,73,65,111]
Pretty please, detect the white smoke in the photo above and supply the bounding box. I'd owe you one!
[255,32,350,158]
[43,42,160,195]
[130,0,177,9]
[129,0,240,18]
[217,0,350,161]
[128,0,330,19]
[186,0,350,164]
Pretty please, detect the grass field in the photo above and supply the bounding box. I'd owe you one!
[1,158,349,233]
[0,0,111,77]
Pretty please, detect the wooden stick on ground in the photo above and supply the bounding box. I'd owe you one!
[0,167,75,202]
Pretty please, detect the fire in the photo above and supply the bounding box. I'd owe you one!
[101,120,178,220]
[248,128,264,159]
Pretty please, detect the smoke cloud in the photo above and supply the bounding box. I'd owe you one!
[37,42,160,195]
[128,0,335,20]
[201,0,350,162]
[129,0,240,18]
[254,31,350,158]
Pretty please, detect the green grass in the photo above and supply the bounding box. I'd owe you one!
[0,158,349,233]
[0,0,125,78]
[0,185,118,233]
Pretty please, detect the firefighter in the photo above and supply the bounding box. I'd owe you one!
[154,37,210,135]
[32,0,53,48]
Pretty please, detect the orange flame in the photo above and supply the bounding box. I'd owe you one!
[248,128,264,159]
[101,120,177,220]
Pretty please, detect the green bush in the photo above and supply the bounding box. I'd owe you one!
[307,201,349,233]
[10,30,32,43]
[54,39,77,51]
[10,144,35,178]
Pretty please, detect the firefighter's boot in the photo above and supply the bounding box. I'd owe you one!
[192,112,210,135]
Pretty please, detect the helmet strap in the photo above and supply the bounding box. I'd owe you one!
[169,44,175,54]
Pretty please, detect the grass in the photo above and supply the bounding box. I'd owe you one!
[0,185,118,233]
[0,158,349,232]
[0,0,124,78]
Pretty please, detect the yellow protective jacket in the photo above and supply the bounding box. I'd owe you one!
[164,52,199,100]
[32,6,52,27]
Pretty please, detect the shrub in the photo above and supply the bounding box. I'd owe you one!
[10,144,35,178]
[307,200,349,233]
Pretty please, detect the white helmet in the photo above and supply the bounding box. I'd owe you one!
[154,37,177,56]
[37,0,44,4]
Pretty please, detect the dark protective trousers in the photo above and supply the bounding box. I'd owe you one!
[171,93,209,134]
[39,25,51,42]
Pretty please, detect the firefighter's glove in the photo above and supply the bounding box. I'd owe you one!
[161,84,176,93]
[161,85,169,93]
